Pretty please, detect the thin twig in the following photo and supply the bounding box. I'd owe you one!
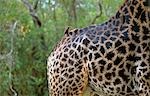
[7,21,18,96]
[21,0,42,27]
[34,0,39,10]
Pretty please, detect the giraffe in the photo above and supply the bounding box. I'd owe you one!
[47,0,150,96]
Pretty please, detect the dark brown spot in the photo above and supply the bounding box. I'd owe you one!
[105,42,112,49]
[135,5,143,19]
[126,54,141,62]
[98,59,106,65]
[94,53,101,59]
[105,72,112,80]
[89,53,92,61]
[130,5,134,15]
[107,63,112,70]
[115,40,122,47]
[128,43,136,51]
[113,78,121,85]
[89,45,97,51]
[100,46,105,55]
[140,11,146,23]
[106,51,115,60]
[114,56,123,65]
[131,33,140,43]
[142,26,149,34]
[119,69,129,83]
[98,76,103,81]
[83,38,90,46]
[117,46,126,54]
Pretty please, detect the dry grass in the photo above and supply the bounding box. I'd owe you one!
[83,87,108,96]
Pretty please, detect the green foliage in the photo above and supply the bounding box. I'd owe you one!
[0,0,123,95]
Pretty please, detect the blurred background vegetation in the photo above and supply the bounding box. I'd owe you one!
[0,0,123,96]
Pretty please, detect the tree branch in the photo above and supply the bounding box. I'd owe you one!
[0,21,18,96]
[91,0,102,24]
[21,0,42,27]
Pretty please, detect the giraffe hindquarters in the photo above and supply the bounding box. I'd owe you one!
[47,55,89,96]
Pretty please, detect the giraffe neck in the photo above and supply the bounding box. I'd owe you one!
[102,0,150,53]
[109,0,150,35]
